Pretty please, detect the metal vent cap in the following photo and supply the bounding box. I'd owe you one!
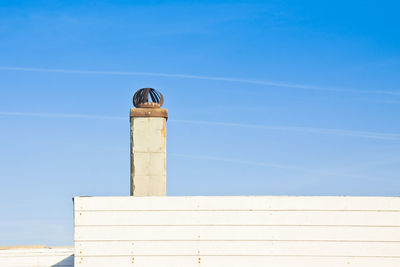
[133,88,164,108]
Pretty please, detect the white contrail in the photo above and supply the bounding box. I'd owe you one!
[0,66,399,95]
[1,111,399,140]
[169,153,371,179]
[171,119,400,141]
[0,111,125,120]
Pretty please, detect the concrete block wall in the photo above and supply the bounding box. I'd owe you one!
[130,116,166,196]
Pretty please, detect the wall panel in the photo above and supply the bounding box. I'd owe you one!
[74,196,400,267]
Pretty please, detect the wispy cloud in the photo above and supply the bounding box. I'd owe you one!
[0,66,399,96]
[0,111,125,120]
[172,119,400,141]
[1,111,399,141]
[377,100,400,105]
[169,153,374,180]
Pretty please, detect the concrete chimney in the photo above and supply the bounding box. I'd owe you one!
[130,88,168,196]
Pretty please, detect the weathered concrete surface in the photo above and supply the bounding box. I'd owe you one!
[130,113,167,196]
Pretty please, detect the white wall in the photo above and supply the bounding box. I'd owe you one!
[0,247,73,267]
[74,196,400,267]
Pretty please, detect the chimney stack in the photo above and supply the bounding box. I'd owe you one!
[130,88,167,196]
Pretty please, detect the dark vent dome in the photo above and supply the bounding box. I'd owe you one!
[133,88,164,108]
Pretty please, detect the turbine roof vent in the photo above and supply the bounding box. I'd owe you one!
[133,88,164,108]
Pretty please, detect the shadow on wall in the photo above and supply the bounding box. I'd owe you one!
[52,254,74,267]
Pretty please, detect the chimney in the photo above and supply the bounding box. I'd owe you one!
[130,88,168,196]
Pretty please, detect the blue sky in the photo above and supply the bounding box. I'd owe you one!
[0,0,399,246]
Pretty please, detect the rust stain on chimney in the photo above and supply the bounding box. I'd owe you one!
[161,120,166,138]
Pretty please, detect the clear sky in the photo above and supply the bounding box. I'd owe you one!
[0,0,399,246]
